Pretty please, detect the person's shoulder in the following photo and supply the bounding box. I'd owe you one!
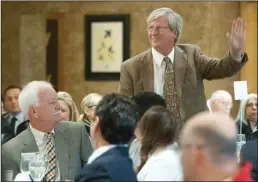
[122,48,152,67]
[176,43,200,52]
[56,121,85,131]
[1,112,9,120]
[2,129,27,152]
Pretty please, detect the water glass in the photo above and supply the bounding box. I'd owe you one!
[20,152,39,173]
[29,158,47,181]
[236,134,246,161]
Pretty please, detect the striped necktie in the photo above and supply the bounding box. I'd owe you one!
[44,133,57,181]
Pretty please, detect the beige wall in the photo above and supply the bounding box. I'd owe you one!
[2,2,245,117]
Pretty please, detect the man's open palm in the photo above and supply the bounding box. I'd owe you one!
[226,17,246,58]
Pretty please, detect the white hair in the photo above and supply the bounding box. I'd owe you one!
[18,81,53,118]
[210,90,232,102]
[147,7,183,43]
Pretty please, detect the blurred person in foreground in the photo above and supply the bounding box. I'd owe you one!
[75,93,139,182]
[2,81,93,181]
[180,112,239,181]
[240,130,257,181]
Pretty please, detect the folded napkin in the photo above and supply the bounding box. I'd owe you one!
[14,172,31,181]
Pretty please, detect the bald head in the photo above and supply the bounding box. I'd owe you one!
[210,90,232,101]
[181,112,237,162]
[209,90,233,115]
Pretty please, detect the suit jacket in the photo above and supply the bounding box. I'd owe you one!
[240,139,257,181]
[75,147,137,182]
[118,44,248,122]
[1,113,29,144]
[1,121,93,181]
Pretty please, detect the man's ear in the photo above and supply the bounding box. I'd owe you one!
[28,106,38,119]
[92,116,100,133]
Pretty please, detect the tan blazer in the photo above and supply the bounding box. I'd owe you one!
[118,44,248,123]
[1,121,93,181]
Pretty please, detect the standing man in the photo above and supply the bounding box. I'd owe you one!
[118,7,248,133]
[1,85,29,144]
[2,81,93,181]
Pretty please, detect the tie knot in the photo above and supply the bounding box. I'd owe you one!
[46,132,53,139]
[163,57,172,64]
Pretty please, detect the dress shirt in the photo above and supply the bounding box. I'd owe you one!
[152,47,175,97]
[87,144,128,164]
[29,125,61,181]
[7,112,26,135]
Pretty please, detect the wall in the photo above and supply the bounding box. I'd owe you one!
[2,2,243,116]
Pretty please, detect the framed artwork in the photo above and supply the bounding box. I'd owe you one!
[84,14,130,80]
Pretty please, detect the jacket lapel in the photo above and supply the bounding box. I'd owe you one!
[174,46,188,98]
[22,127,39,153]
[54,123,69,180]
[140,49,154,92]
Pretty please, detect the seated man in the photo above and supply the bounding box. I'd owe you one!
[1,85,29,144]
[180,112,239,181]
[207,90,233,115]
[75,93,139,182]
[2,81,93,181]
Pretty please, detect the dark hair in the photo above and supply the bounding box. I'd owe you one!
[132,92,166,121]
[3,85,22,98]
[137,106,177,173]
[95,93,139,144]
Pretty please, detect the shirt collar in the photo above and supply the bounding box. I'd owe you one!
[29,124,55,141]
[87,144,128,164]
[8,112,25,124]
[152,47,175,67]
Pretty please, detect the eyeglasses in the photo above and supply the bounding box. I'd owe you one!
[147,26,170,32]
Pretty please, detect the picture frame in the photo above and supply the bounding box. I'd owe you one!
[84,14,130,80]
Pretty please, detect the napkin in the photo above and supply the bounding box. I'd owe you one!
[14,172,31,181]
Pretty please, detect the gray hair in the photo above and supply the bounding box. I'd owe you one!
[147,7,183,43]
[18,81,53,118]
[210,90,232,101]
[236,93,257,126]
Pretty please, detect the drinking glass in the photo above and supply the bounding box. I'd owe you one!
[20,152,39,173]
[236,134,246,162]
[29,154,48,181]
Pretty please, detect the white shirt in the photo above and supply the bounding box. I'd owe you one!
[87,144,128,164]
[29,125,61,180]
[152,47,175,97]
[137,143,182,181]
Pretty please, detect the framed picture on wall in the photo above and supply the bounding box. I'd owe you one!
[84,14,130,80]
